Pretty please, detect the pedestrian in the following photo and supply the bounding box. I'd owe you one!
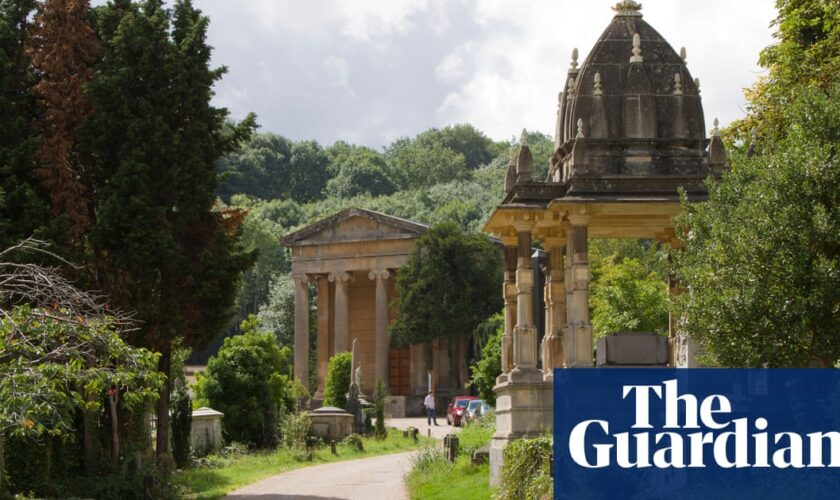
[424,391,438,426]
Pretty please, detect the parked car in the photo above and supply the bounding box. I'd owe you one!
[446,396,478,426]
[465,399,494,424]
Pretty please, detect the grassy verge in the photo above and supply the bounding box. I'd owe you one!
[405,416,495,500]
[175,430,433,499]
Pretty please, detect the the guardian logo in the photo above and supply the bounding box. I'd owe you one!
[568,379,840,469]
[554,369,840,499]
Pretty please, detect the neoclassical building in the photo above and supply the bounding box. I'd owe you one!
[482,0,727,482]
[283,208,471,416]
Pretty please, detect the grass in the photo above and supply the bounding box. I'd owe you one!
[174,429,433,499]
[405,416,496,500]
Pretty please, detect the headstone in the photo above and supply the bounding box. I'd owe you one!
[346,339,366,433]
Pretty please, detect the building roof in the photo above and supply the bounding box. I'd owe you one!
[282,207,429,246]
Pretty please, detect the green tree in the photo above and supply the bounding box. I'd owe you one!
[197,316,293,447]
[170,382,192,469]
[415,124,500,169]
[391,222,503,346]
[675,85,840,368]
[386,137,468,189]
[85,0,256,460]
[468,315,503,405]
[0,0,51,249]
[323,352,352,409]
[590,257,668,339]
[326,146,396,198]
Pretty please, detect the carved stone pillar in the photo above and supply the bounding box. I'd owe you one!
[329,271,352,353]
[564,217,592,367]
[315,276,330,397]
[369,269,391,386]
[293,274,310,384]
[541,233,566,379]
[500,235,518,381]
[512,225,538,373]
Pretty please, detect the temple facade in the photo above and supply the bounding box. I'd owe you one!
[482,0,727,483]
[283,208,470,417]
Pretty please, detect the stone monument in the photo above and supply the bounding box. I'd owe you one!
[346,338,366,433]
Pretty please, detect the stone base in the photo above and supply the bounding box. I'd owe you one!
[489,368,553,486]
[385,395,407,417]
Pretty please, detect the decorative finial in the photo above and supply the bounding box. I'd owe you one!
[673,73,683,95]
[712,118,720,137]
[612,0,643,16]
[695,77,701,94]
[680,47,687,63]
[576,118,585,139]
[520,129,528,146]
[594,72,603,96]
[566,76,576,100]
[570,48,579,71]
[630,33,643,63]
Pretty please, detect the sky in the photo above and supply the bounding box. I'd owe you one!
[188,0,778,149]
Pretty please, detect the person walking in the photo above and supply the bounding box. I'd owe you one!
[424,391,438,426]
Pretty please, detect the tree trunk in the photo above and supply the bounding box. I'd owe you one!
[108,390,120,464]
[155,344,172,462]
[0,432,5,496]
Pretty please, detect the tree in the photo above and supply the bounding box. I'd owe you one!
[84,0,256,461]
[325,147,396,198]
[468,315,503,405]
[196,316,293,447]
[170,383,191,469]
[323,352,352,409]
[385,137,468,189]
[26,0,100,243]
[0,0,51,249]
[675,85,840,367]
[391,222,503,346]
[590,257,668,339]
[415,124,500,169]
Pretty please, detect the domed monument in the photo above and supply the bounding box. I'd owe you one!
[483,0,727,483]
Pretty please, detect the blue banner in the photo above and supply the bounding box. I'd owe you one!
[553,369,840,499]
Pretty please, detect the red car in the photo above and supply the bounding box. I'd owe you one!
[446,396,479,427]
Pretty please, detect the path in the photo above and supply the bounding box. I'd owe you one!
[386,417,459,440]
[224,451,414,500]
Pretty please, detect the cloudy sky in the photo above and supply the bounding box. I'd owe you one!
[192,0,778,149]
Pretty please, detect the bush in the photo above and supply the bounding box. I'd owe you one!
[342,433,364,452]
[323,352,352,409]
[196,316,293,448]
[468,314,503,405]
[457,413,495,458]
[410,445,445,473]
[498,436,552,500]
[171,383,192,469]
[373,380,387,439]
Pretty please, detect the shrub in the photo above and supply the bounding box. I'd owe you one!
[196,316,293,448]
[373,380,387,439]
[323,352,352,409]
[171,383,192,469]
[410,445,444,473]
[468,314,502,405]
[457,412,495,458]
[498,436,552,500]
[342,433,364,452]
[280,411,313,460]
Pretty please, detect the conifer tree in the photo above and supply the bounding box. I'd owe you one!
[0,0,50,248]
[26,0,100,243]
[86,0,255,461]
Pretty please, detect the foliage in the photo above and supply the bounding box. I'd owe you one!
[197,316,293,447]
[675,85,840,367]
[386,138,468,189]
[325,146,396,198]
[391,222,503,345]
[730,0,840,141]
[279,411,312,461]
[406,451,493,500]
[26,0,100,242]
[171,383,192,469]
[498,436,552,500]
[468,315,502,405]
[323,352,352,409]
[457,412,495,458]
[342,433,364,452]
[0,0,52,250]
[373,380,387,439]
[590,257,669,339]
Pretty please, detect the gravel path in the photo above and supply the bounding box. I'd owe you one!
[223,451,415,500]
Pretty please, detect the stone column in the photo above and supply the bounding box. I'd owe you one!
[541,233,566,379]
[315,276,330,397]
[564,217,592,367]
[329,271,352,353]
[293,274,310,384]
[512,224,538,374]
[369,269,391,387]
[500,235,518,382]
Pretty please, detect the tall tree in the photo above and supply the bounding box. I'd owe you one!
[26,0,100,243]
[0,0,50,248]
[85,0,255,461]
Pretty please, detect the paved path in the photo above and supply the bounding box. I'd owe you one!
[224,451,414,500]
[386,417,459,440]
